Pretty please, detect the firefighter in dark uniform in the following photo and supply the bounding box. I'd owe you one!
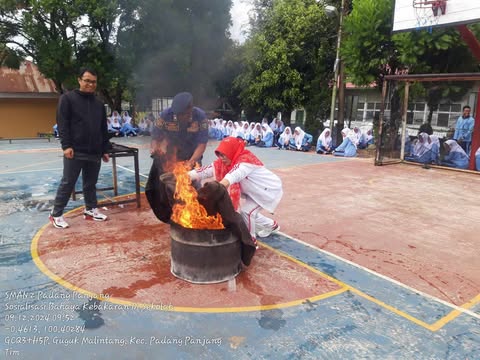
[145,92,209,222]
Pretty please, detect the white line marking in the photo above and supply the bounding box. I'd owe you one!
[117,165,148,178]
[276,231,480,320]
[0,168,63,174]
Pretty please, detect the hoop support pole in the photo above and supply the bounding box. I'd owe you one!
[469,86,480,170]
[457,25,480,61]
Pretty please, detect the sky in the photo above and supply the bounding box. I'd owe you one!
[229,0,253,43]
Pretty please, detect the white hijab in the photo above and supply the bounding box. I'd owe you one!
[353,127,362,145]
[262,124,274,137]
[318,128,332,147]
[250,123,262,139]
[341,128,357,149]
[294,126,305,149]
[122,111,132,124]
[413,133,432,157]
[279,127,292,143]
[445,139,468,157]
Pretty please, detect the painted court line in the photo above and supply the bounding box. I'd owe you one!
[0,159,61,174]
[74,165,480,327]
[0,167,63,174]
[263,240,480,331]
[276,231,480,321]
[116,165,480,323]
[117,164,148,178]
[30,220,349,314]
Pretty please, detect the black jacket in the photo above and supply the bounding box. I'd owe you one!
[57,89,109,156]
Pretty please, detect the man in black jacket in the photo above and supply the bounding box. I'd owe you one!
[49,67,110,228]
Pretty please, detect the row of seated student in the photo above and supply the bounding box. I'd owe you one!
[208,119,374,158]
[315,127,374,157]
[108,110,139,137]
[404,132,479,170]
[208,119,314,151]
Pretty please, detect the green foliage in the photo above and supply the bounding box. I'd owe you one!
[342,0,478,130]
[236,0,336,124]
[0,0,137,106]
[342,0,397,85]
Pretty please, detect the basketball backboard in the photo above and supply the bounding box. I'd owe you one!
[393,0,480,33]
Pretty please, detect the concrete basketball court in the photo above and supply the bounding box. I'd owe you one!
[1,137,479,359]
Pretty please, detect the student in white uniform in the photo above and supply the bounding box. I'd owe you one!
[189,137,283,243]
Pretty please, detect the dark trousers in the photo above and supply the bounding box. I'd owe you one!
[52,157,102,217]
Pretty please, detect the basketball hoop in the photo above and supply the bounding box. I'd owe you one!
[413,0,448,31]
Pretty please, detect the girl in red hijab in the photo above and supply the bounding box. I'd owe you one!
[190,137,283,242]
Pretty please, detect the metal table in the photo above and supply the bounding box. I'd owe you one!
[72,142,141,208]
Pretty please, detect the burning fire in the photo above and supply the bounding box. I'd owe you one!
[171,162,224,229]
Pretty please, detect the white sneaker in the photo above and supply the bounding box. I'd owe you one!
[83,208,107,221]
[49,213,69,229]
[256,221,280,238]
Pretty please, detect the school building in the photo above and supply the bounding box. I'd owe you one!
[0,61,58,138]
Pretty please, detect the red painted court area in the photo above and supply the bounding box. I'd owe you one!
[33,157,480,312]
[274,159,480,306]
[35,199,342,310]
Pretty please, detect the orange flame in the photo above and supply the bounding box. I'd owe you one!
[171,162,224,229]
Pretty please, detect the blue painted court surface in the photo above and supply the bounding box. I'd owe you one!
[0,137,479,359]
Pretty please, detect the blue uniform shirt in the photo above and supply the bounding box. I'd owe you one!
[453,116,475,143]
[153,106,208,161]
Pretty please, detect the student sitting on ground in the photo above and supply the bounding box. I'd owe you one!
[289,126,313,151]
[316,128,333,154]
[277,127,292,150]
[441,139,470,169]
[245,122,258,145]
[252,123,263,146]
[365,128,374,146]
[332,128,357,157]
[120,111,138,136]
[232,122,244,139]
[138,117,151,136]
[404,133,413,156]
[224,120,235,138]
[476,147,480,171]
[109,116,123,137]
[405,132,439,164]
[257,124,274,147]
[353,127,367,149]
[241,122,251,140]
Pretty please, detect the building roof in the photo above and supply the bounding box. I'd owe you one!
[0,61,58,98]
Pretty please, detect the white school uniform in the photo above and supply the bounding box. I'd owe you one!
[190,163,283,237]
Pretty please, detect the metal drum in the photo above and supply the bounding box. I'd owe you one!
[170,221,242,284]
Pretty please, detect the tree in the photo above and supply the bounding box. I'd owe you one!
[0,0,141,111]
[236,0,336,128]
[341,0,479,156]
[342,0,478,101]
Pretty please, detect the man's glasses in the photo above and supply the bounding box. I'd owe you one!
[81,78,97,85]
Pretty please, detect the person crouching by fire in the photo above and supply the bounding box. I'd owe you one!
[189,137,283,246]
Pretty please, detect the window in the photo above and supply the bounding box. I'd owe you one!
[437,113,449,127]
[435,103,462,128]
